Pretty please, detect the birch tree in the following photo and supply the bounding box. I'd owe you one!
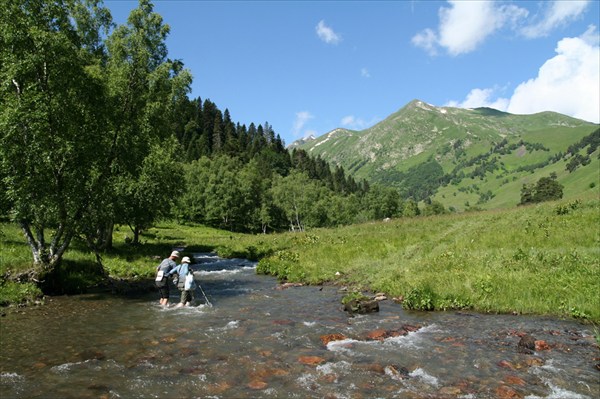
[0,0,112,278]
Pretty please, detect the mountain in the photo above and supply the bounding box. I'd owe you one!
[291,99,599,211]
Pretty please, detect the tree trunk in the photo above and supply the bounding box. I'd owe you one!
[20,220,72,282]
[133,225,141,245]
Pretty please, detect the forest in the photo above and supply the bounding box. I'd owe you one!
[0,0,429,281]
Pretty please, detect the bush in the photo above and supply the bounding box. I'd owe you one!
[403,286,436,311]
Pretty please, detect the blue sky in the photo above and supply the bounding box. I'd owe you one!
[106,0,600,146]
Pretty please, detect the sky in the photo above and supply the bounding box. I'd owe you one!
[105,0,600,146]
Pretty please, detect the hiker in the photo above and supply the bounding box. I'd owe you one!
[155,250,179,306]
[169,256,196,307]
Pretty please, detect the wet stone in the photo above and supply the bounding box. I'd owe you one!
[534,340,550,351]
[298,356,326,366]
[517,334,536,354]
[247,380,268,390]
[504,375,526,385]
[320,333,347,345]
[498,360,515,369]
[495,385,524,399]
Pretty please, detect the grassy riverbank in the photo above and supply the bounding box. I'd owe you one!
[1,196,599,321]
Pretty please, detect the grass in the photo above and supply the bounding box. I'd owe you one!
[1,197,599,321]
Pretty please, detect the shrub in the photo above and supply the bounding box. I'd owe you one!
[403,286,436,311]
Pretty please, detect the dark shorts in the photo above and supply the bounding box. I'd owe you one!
[180,289,193,304]
[158,285,169,299]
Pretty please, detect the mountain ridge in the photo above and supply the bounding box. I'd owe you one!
[291,100,599,211]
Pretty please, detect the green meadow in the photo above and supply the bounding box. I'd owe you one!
[1,196,599,321]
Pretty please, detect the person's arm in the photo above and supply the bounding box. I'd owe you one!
[168,265,180,276]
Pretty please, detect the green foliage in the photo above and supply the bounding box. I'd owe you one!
[520,175,564,205]
[341,291,370,305]
[403,286,436,311]
[254,197,600,320]
[0,0,191,277]
[1,0,113,271]
[0,281,43,307]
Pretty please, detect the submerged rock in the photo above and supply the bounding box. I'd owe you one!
[298,356,326,366]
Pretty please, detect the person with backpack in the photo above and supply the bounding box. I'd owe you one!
[168,256,196,307]
[155,250,179,306]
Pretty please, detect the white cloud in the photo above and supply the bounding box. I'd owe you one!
[411,28,438,56]
[316,20,341,45]
[340,115,380,130]
[292,111,314,138]
[412,0,528,56]
[446,88,509,111]
[507,25,599,123]
[361,68,371,78]
[521,0,590,38]
[447,26,600,124]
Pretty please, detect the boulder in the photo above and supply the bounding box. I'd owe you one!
[344,299,379,315]
[517,334,536,354]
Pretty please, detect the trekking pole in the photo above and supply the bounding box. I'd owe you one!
[197,282,212,307]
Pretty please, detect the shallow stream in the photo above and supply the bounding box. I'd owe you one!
[1,254,598,398]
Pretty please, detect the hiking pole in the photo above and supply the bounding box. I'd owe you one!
[197,282,212,307]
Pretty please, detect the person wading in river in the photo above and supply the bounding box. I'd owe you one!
[155,250,179,306]
[168,256,196,307]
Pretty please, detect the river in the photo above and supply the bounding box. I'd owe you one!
[1,254,598,398]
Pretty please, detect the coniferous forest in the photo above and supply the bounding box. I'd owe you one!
[169,95,412,235]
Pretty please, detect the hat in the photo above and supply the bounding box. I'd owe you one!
[170,250,180,258]
[181,256,191,264]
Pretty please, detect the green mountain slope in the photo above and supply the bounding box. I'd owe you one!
[292,100,599,211]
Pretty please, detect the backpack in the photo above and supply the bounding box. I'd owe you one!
[184,271,196,291]
[155,270,166,287]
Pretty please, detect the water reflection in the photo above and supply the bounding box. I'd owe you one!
[1,254,598,398]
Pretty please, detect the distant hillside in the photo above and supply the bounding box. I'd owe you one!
[291,100,599,211]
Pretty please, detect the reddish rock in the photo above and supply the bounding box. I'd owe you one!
[497,360,515,369]
[364,363,385,374]
[320,373,338,383]
[298,356,326,366]
[504,375,526,385]
[403,324,421,333]
[365,329,388,341]
[271,368,289,376]
[387,330,405,338]
[320,333,347,345]
[364,327,412,341]
[495,385,523,398]
[247,380,268,390]
[524,357,545,367]
[535,340,550,351]
[206,382,231,395]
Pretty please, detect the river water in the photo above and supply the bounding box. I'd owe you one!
[1,254,598,398]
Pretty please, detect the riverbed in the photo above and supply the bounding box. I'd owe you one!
[1,254,598,398]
